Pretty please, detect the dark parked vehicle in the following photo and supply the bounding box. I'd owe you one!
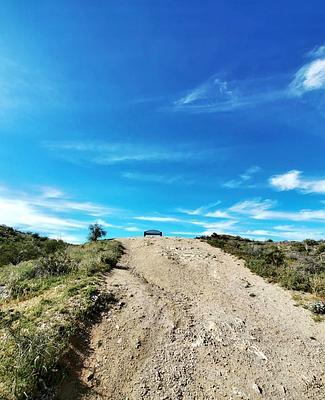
[144,230,162,237]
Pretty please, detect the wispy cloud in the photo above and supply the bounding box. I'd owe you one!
[229,199,275,215]
[124,226,142,232]
[204,210,233,218]
[289,46,325,96]
[121,172,193,185]
[186,219,238,232]
[0,197,85,243]
[133,215,180,222]
[230,198,325,222]
[172,75,284,113]
[242,225,324,241]
[40,187,65,199]
[170,231,202,236]
[0,186,116,243]
[270,170,325,194]
[223,166,261,189]
[0,55,64,115]
[171,45,325,113]
[177,201,221,216]
[45,141,211,165]
[26,187,113,217]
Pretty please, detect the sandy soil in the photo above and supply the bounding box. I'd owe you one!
[61,237,325,400]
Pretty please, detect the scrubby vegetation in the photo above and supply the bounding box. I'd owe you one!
[0,225,67,267]
[199,233,325,314]
[0,231,123,400]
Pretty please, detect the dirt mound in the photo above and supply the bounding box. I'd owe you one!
[60,237,325,399]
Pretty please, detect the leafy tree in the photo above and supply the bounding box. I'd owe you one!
[88,223,107,242]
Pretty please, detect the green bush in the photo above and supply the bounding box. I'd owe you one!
[0,225,67,267]
[30,253,76,278]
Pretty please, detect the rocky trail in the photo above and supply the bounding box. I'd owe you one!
[60,237,325,399]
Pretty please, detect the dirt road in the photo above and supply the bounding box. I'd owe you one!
[69,237,325,399]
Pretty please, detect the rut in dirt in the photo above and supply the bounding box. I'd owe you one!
[59,237,325,400]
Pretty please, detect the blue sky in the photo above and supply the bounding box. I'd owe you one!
[1,1,325,243]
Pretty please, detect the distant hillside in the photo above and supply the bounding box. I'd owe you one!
[0,225,67,266]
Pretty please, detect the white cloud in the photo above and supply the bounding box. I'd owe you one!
[228,198,325,222]
[177,201,221,216]
[289,45,325,95]
[34,199,112,216]
[121,172,191,185]
[204,210,233,218]
[170,231,201,236]
[254,209,325,222]
[290,59,325,95]
[124,226,142,232]
[172,45,325,113]
[223,166,261,188]
[41,187,65,199]
[240,166,261,181]
[270,170,325,194]
[133,216,180,222]
[188,219,237,230]
[273,225,323,240]
[0,55,63,114]
[48,233,83,244]
[308,45,325,58]
[45,141,210,165]
[238,228,323,241]
[174,77,237,111]
[0,197,85,232]
[0,186,117,243]
[172,73,284,113]
[229,199,275,215]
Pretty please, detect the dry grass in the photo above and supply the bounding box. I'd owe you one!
[0,240,123,400]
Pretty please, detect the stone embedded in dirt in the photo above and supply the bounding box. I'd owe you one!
[87,371,95,381]
[118,301,125,309]
[252,383,263,394]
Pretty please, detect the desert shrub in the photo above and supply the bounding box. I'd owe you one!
[4,253,77,300]
[316,244,325,254]
[261,246,285,267]
[247,258,278,280]
[290,242,307,253]
[310,272,325,297]
[310,301,325,315]
[30,253,76,278]
[0,225,67,267]
[200,233,324,298]
[278,267,311,292]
